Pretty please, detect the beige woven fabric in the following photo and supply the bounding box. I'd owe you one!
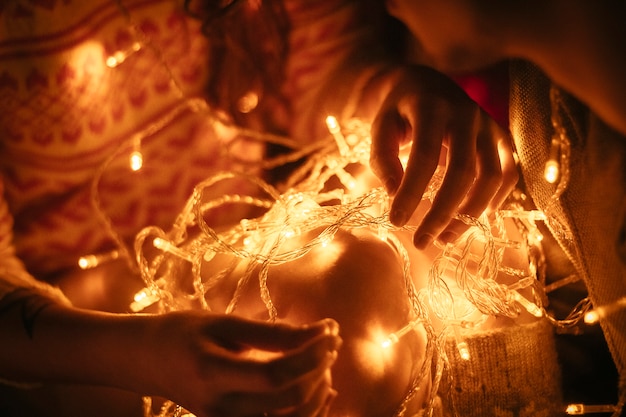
[439,319,562,417]
[509,61,626,410]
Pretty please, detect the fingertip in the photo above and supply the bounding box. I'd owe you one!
[322,318,340,337]
[413,233,434,250]
[390,208,408,227]
[438,230,458,245]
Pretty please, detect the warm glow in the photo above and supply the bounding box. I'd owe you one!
[134,289,150,303]
[130,150,144,171]
[381,321,419,349]
[513,292,543,318]
[237,91,259,113]
[584,310,600,325]
[361,327,397,378]
[566,404,584,415]
[336,169,357,191]
[566,403,617,415]
[78,250,119,269]
[583,297,626,324]
[544,159,559,184]
[326,115,349,155]
[78,255,98,269]
[457,341,470,361]
[106,42,142,68]
[130,287,160,312]
[127,117,553,416]
[153,237,194,263]
[325,115,340,134]
[381,333,399,349]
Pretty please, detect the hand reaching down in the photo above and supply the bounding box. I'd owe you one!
[369,65,518,249]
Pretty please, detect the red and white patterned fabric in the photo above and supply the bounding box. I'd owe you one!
[0,0,374,292]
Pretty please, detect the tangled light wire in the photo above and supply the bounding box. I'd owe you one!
[132,116,549,417]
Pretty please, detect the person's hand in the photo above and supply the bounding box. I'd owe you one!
[146,313,342,417]
[369,65,518,249]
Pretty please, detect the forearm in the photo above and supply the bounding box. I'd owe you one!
[0,290,154,393]
[507,0,626,135]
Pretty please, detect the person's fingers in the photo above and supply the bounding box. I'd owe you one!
[489,135,519,211]
[286,373,334,417]
[215,358,335,416]
[370,106,409,196]
[412,109,478,249]
[211,316,339,352]
[313,387,337,417]
[214,329,341,393]
[389,101,447,228]
[438,118,503,243]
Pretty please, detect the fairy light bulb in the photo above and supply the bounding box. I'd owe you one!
[325,115,349,156]
[584,297,626,324]
[457,341,471,361]
[381,333,399,349]
[584,310,600,325]
[106,41,142,68]
[544,134,561,184]
[513,292,543,318]
[544,159,559,184]
[335,169,357,191]
[129,150,144,171]
[153,237,195,263]
[130,286,160,312]
[78,250,120,269]
[565,403,618,415]
[381,320,419,349]
[78,255,99,269]
[453,325,471,361]
[237,91,259,113]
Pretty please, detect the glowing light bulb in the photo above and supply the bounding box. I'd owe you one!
[130,287,160,312]
[325,115,349,156]
[381,333,399,349]
[584,297,626,324]
[325,115,340,133]
[584,310,599,325]
[153,237,195,263]
[565,403,617,415]
[78,255,98,269]
[381,320,419,349]
[335,169,357,191]
[78,250,120,269]
[544,159,559,184]
[203,249,216,262]
[129,150,143,171]
[320,235,332,247]
[106,42,142,68]
[237,91,259,113]
[452,325,471,360]
[513,292,543,318]
[457,341,470,361]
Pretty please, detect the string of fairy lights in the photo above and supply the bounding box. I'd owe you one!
[75,1,625,416]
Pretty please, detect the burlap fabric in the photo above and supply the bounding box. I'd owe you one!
[510,61,626,413]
